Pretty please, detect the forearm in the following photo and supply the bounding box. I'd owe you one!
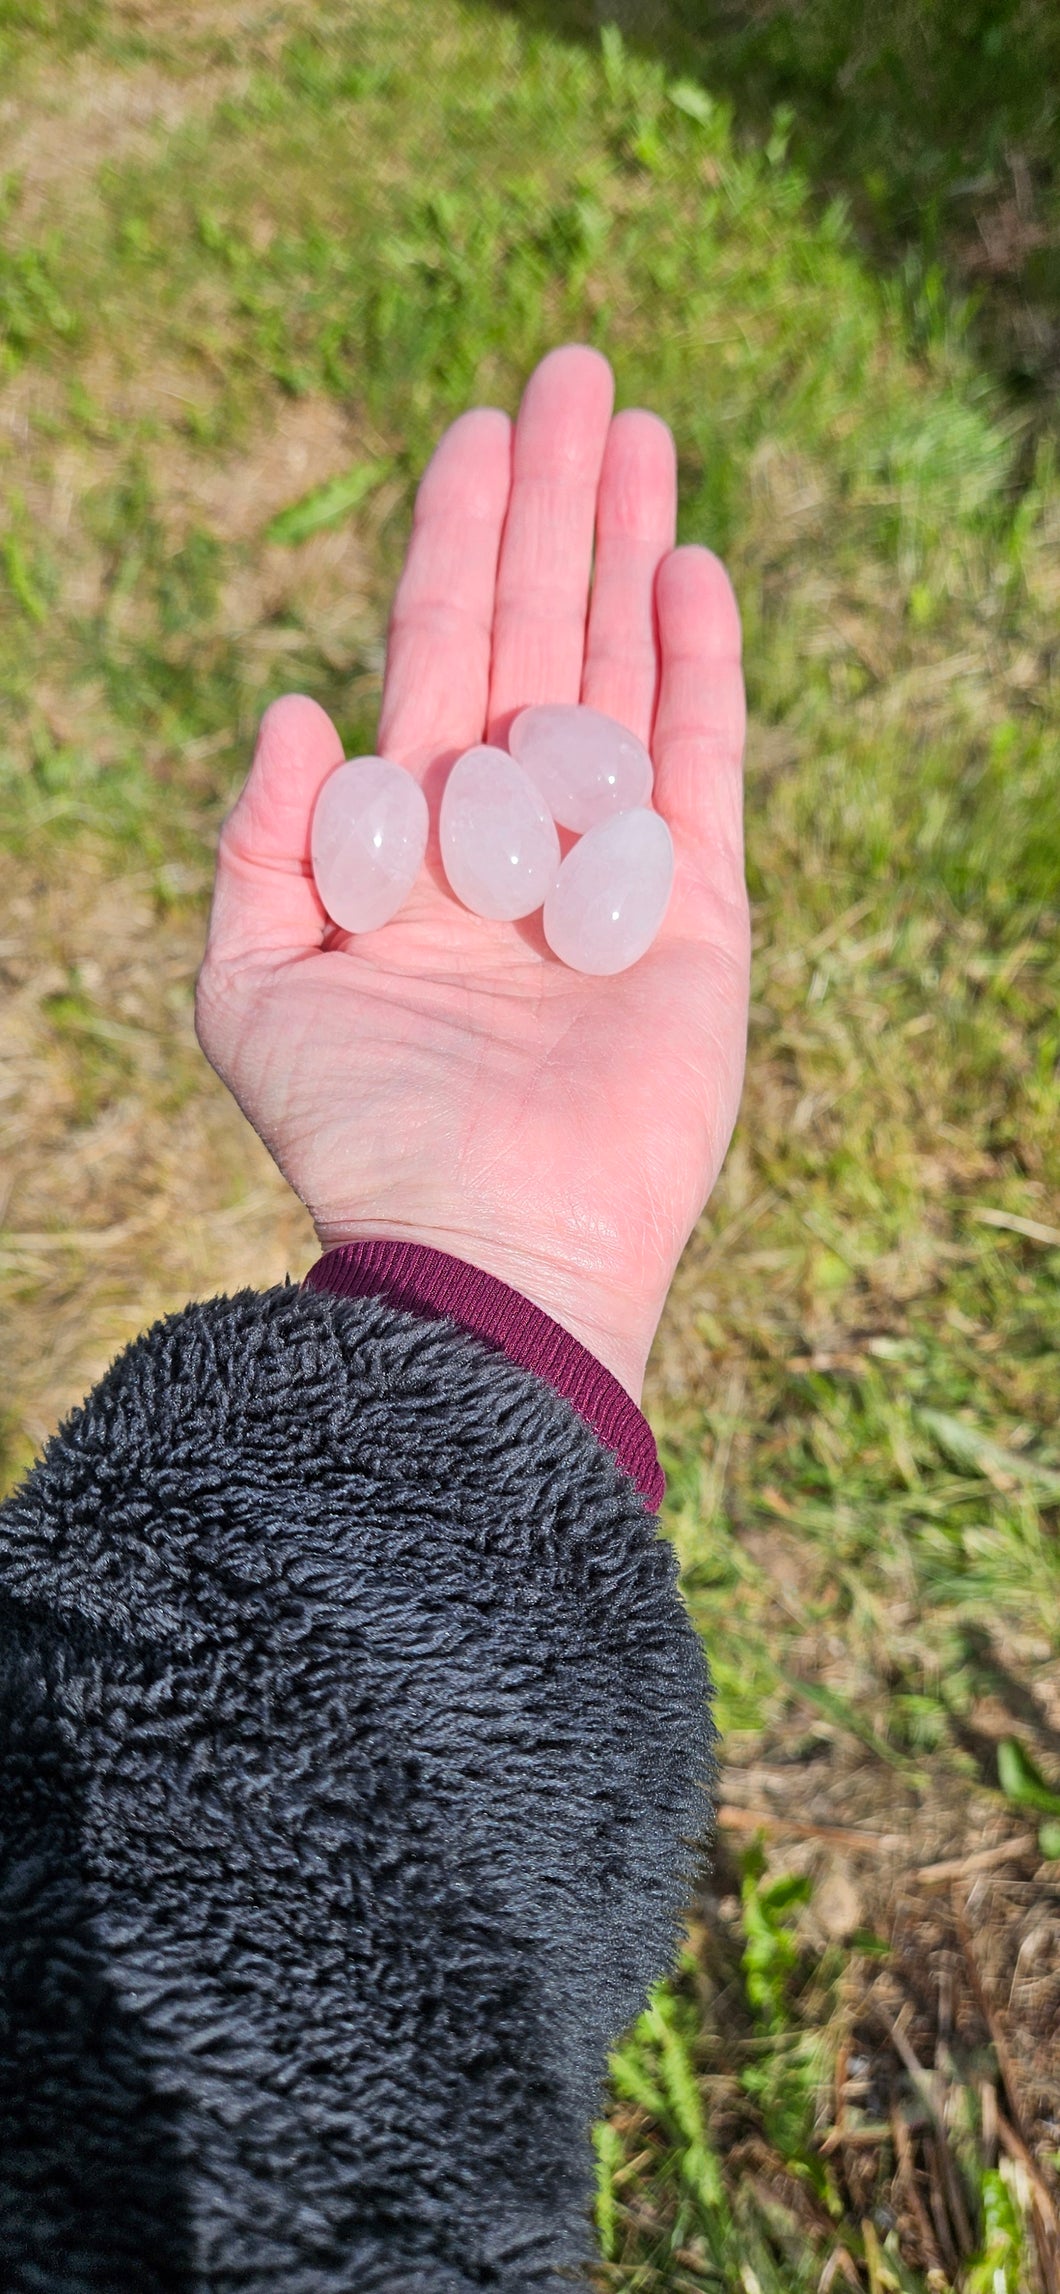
[0,1271,713,2292]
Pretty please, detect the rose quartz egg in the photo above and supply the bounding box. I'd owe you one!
[440,745,561,921]
[311,755,428,932]
[542,807,674,975]
[509,702,653,832]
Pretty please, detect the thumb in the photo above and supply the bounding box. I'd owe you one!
[203,693,346,970]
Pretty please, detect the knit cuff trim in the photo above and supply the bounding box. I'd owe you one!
[302,1239,664,1512]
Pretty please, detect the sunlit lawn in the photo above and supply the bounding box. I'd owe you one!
[2,3,1059,2286]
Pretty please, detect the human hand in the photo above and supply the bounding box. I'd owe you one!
[195,344,750,1405]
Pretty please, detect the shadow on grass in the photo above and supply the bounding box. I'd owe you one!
[486,0,1060,416]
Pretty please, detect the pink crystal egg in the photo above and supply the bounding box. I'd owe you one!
[440,745,561,921]
[508,702,653,832]
[542,807,674,975]
[311,755,428,932]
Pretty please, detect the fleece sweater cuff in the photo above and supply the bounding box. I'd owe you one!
[303,1238,665,1512]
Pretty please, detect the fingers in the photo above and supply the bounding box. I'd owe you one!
[487,343,614,734]
[377,406,513,773]
[580,409,677,746]
[201,388,743,990]
[652,546,747,895]
[203,693,345,966]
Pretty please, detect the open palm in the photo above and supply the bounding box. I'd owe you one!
[195,345,750,1402]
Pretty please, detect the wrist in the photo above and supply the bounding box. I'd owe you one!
[311,1220,651,1404]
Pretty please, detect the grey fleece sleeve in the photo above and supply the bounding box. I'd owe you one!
[0,1281,714,2294]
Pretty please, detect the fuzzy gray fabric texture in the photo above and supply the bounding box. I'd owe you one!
[0,1282,714,2291]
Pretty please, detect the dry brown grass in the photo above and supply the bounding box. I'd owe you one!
[0,851,315,1474]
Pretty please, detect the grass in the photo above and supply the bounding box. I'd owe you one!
[493,0,1060,422]
[1,3,1058,2286]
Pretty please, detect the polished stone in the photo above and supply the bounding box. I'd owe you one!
[311,755,428,932]
[509,702,653,832]
[542,807,674,975]
[440,745,561,920]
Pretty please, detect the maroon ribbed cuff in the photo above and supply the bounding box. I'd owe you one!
[302,1238,664,1512]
